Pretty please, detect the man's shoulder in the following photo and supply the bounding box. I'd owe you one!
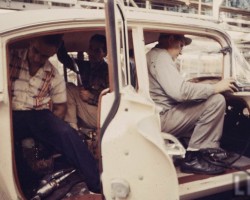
[44,61,61,77]
[147,47,166,59]
[99,61,109,75]
[149,47,166,53]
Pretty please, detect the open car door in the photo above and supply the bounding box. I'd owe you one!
[100,1,185,199]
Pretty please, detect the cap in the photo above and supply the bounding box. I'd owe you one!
[159,33,192,46]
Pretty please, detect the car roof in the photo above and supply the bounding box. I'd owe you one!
[0,7,227,34]
[0,7,230,52]
[0,9,105,34]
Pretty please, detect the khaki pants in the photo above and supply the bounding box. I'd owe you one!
[160,94,226,149]
[64,83,97,129]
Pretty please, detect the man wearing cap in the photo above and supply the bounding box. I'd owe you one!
[146,33,238,175]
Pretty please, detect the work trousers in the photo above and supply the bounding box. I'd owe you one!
[65,83,97,129]
[160,94,226,149]
[13,110,100,193]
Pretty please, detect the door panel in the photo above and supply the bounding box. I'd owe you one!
[101,1,182,199]
[101,91,179,200]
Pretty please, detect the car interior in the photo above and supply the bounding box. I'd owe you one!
[7,27,250,199]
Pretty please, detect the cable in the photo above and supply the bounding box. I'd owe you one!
[201,133,250,176]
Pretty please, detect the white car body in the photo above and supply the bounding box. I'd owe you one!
[0,1,250,200]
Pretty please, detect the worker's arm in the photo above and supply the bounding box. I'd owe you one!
[52,103,67,119]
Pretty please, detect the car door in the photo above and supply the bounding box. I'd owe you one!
[0,34,16,200]
[100,1,184,199]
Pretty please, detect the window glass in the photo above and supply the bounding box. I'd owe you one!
[178,36,223,80]
[233,46,250,86]
[144,33,224,81]
[118,24,135,88]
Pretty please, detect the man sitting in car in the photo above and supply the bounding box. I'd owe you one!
[57,34,109,131]
[146,33,238,175]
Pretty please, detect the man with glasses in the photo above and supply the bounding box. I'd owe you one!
[146,33,238,175]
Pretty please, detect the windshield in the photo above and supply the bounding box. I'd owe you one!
[235,43,250,64]
[233,44,250,87]
[225,31,250,87]
[177,35,223,80]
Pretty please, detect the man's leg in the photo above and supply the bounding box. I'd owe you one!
[189,94,226,149]
[27,110,100,193]
[65,83,97,129]
[64,83,80,130]
[161,94,227,174]
[161,94,226,149]
[12,111,42,198]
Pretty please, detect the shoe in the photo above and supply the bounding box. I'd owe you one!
[200,148,228,161]
[200,148,239,166]
[180,151,226,175]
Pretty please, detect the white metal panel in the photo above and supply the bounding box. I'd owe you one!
[0,37,3,101]
[102,88,179,200]
[0,9,105,34]
[131,27,152,99]
[0,37,20,199]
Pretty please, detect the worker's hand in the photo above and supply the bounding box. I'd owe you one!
[79,88,94,102]
[213,78,238,94]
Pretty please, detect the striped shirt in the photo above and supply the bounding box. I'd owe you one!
[10,49,66,110]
